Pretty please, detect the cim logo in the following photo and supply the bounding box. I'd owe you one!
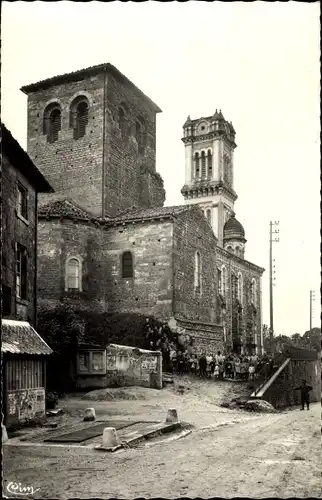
[6,481,40,496]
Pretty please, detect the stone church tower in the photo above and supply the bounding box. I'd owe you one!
[21,63,165,217]
[181,110,239,247]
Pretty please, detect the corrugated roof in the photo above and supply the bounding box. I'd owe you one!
[1,319,53,355]
[107,205,190,224]
[38,199,98,221]
[20,63,162,113]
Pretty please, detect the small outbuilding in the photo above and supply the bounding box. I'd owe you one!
[2,319,53,429]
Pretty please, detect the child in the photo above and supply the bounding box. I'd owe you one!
[248,363,255,381]
[214,364,220,379]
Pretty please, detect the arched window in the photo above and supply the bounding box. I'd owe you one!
[194,251,201,289]
[227,246,233,252]
[206,209,211,225]
[235,245,240,257]
[122,251,134,278]
[65,257,82,292]
[221,265,227,297]
[251,278,257,306]
[201,151,206,178]
[70,96,89,140]
[135,117,146,154]
[237,272,243,303]
[194,152,200,178]
[43,103,62,143]
[207,150,212,178]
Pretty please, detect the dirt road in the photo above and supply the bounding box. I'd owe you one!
[3,402,320,498]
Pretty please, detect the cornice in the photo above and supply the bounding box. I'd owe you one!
[216,246,265,274]
[182,131,237,148]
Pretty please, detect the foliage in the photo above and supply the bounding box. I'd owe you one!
[262,325,321,354]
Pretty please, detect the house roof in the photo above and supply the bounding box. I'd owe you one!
[107,205,190,224]
[1,319,53,356]
[38,199,99,221]
[1,124,53,193]
[20,63,162,113]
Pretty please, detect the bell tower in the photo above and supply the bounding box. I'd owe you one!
[181,110,238,246]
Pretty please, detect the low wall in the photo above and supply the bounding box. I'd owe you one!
[6,388,46,428]
[262,358,321,409]
[76,344,162,390]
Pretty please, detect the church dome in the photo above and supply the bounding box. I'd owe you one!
[223,215,246,240]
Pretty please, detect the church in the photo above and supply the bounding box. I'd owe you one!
[20,62,264,355]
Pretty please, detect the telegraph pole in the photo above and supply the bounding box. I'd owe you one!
[309,290,315,330]
[269,221,280,353]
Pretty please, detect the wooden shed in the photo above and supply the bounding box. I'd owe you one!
[1,319,53,429]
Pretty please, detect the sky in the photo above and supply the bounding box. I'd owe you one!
[1,1,320,336]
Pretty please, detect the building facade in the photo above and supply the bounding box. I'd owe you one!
[1,124,53,429]
[181,111,265,354]
[20,64,264,355]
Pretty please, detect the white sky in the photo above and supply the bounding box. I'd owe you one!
[1,1,320,335]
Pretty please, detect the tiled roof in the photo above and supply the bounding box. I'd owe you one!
[107,205,190,223]
[38,199,97,221]
[20,63,162,113]
[1,320,53,355]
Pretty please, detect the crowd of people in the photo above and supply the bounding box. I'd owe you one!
[144,317,276,382]
[164,346,276,382]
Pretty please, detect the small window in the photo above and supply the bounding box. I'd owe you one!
[237,272,243,303]
[1,285,12,316]
[77,350,106,375]
[194,152,200,178]
[122,252,134,278]
[66,257,82,291]
[221,265,227,297]
[207,150,212,178]
[70,96,89,140]
[17,183,28,220]
[43,103,62,144]
[194,251,201,289]
[16,244,27,300]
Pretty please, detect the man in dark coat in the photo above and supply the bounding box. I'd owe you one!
[293,380,313,410]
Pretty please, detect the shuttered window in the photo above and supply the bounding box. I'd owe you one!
[122,252,133,278]
[201,151,206,178]
[43,103,62,144]
[70,97,89,140]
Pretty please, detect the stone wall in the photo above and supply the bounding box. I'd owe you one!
[6,388,46,428]
[216,247,264,354]
[173,206,218,324]
[26,74,105,216]
[103,72,165,216]
[25,69,165,218]
[2,154,37,324]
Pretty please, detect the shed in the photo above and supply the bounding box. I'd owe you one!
[1,319,53,428]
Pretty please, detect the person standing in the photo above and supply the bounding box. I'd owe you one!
[199,353,207,378]
[293,380,313,410]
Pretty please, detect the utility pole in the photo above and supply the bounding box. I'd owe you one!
[310,290,315,331]
[269,221,280,354]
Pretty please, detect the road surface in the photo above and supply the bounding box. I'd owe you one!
[3,403,320,498]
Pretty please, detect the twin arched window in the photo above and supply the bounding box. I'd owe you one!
[65,257,82,292]
[43,103,62,143]
[122,251,134,278]
[43,95,89,143]
[194,150,213,179]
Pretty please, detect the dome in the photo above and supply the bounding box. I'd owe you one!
[223,215,246,240]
